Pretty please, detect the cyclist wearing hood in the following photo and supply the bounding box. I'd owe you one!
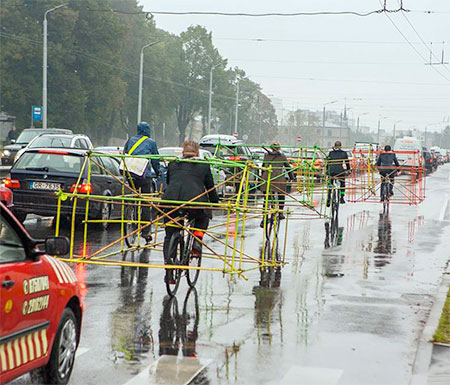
[124,122,160,178]
[124,122,160,243]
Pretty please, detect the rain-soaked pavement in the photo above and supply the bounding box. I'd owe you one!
[12,165,450,385]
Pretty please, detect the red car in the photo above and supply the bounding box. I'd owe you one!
[0,202,83,384]
[0,184,13,208]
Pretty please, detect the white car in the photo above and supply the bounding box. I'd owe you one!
[158,147,227,197]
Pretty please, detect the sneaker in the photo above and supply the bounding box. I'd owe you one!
[260,220,265,228]
[389,191,394,196]
[191,240,202,256]
[326,199,331,207]
[340,196,346,204]
[278,213,286,220]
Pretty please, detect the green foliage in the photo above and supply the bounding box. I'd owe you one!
[0,0,277,146]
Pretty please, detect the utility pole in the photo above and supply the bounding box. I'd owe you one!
[207,64,219,135]
[234,80,240,135]
[137,41,160,124]
[43,3,68,130]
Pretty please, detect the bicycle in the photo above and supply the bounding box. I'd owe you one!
[263,193,282,244]
[165,214,202,296]
[380,173,394,213]
[125,179,157,248]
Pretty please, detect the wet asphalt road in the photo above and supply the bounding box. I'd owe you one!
[13,165,450,385]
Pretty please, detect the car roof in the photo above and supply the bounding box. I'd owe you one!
[23,128,72,133]
[200,134,243,145]
[22,148,89,156]
[33,133,88,139]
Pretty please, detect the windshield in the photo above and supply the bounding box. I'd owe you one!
[29,136,72,148]
[14,152,83,173]
[16,130,43,144]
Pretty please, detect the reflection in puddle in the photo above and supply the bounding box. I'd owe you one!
[111,250,154,363]
[159,288,199,358]
[373,212,394,268]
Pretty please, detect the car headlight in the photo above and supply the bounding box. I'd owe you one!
[2,150,11,157]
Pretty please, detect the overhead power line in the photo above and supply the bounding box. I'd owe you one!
[214,37,449,45]
[88,2,409,18]
[378,1,450,83]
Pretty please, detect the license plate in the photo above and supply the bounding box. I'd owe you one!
[31,182,61,191]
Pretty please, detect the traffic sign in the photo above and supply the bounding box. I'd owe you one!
[297,136,302,142]
[32,106,42,122]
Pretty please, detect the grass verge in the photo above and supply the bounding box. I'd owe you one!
[433,283,450,344]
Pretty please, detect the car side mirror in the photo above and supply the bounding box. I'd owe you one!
[45,236,70,256]
[10,139,16,144]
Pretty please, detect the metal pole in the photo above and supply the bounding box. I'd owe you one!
[393,123,396,140]
[208,67,214,134]
[234,80,240,135]
[377,119,380,143]
[43,15,47,129]
[322,106,325,147]
[357,116,360,132]
[137,41,160,124]
[43,3,68,130]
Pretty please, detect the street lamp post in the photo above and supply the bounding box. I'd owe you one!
[137,41,160,124]
[208,64,220,135]
[234,80,240,135]
[43,3,68,130]
[322,100,338,147]
[393,120,401,141]
[377,116,388,144]
[357,112,369,132]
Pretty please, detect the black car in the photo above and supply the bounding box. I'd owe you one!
[5,148,123,224]
[1,128,72,167]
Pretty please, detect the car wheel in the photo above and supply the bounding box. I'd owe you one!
[100,201,111,230]
[30,308,78,385]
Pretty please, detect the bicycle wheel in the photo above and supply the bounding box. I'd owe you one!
[331,184,339,220]
[181,288,199,356]
[125,204,150,248]
[165,232,184,296]
[185,232,201,288]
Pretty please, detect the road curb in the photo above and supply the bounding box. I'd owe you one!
[410,262,450,385]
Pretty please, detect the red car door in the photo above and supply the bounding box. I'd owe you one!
[0,214,52,377]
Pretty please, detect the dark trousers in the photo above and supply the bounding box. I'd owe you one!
[163,209,209,263]
[380,170,395,196]
[328,175,346,201]
[132,178,154,236]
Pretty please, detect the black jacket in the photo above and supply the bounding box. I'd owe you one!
[162,160,219,205]
[327,149,351,176]
[376,152,399,169]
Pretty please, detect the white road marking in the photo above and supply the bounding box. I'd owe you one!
[280,366,343,385]
[123,355,211,385]
[439,196,448,221]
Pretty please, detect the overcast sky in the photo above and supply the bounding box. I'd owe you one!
[141,0,450,133]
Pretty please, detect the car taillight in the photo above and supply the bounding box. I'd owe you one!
[4,178,20,189]
[70,183,92,194]
[228,156,242,161]
[38,149,69,155]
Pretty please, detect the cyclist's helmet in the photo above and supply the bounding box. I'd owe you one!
[384,145,391,151]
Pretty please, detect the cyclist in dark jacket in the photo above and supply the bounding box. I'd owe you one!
[162,141,219,265]
[376,145,399,199]
[326,141,351,206]
[124,122,160,243]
